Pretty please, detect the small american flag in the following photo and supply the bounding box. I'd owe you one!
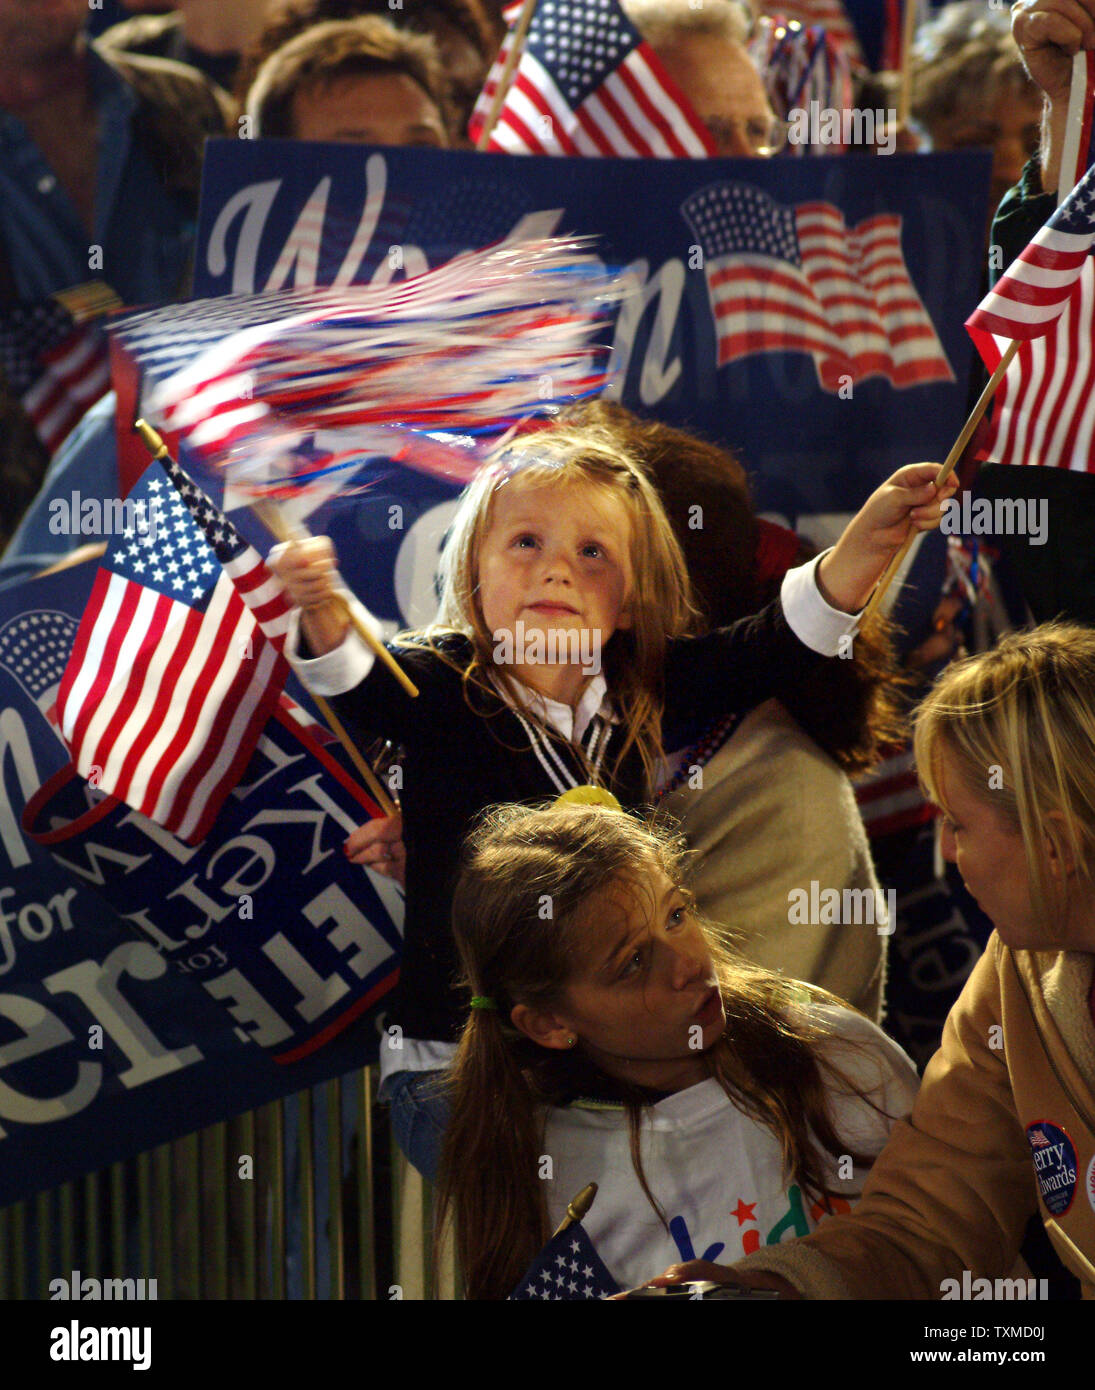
[56,458,292,844]
[509,1222,620,1300]
[468,0,716,157]
[683,181,953,391]
[0,301,111,456]
[966,160,1095,473]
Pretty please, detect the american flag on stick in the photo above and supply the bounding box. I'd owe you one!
[468,0,716,157]
[683,182,952,390]
[56,457,292,844]
[966,160,1095,473]
[509,1220,620,1300]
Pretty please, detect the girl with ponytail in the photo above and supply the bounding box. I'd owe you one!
[434,802,918,1299]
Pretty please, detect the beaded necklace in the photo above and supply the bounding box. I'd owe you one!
[655,711,744,803]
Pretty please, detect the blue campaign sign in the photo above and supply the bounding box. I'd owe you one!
[0,138,992,1203]
[0,559,399,1206]
[194,140,991,524]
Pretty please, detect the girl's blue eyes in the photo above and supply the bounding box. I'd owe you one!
[512,535,603,558]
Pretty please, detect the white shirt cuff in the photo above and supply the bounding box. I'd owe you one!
[285,594,383,696]
[378,1039,457,1088]
[780,549,861,656]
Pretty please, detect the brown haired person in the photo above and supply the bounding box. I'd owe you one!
[100,0,276,94]
[436,802,918,1298]
[0,0,229,541]
[237,0,498,140]
[0,0,230,306]
[243,16,452,145]
[910,2,1042,220]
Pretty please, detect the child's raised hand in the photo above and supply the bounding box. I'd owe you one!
[817,464,959,615]
[268,537,349,655]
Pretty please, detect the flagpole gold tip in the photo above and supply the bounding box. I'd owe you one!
[133,418,168,457]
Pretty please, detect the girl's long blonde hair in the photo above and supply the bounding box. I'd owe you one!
[434,802,884,1300]
[423,420,700,794]
[913,622,1095,931]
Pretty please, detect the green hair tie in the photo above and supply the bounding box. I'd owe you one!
[470,995,497,1011]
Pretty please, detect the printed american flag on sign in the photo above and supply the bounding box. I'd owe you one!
[0,301,110,456]
[682,182,953,391]
[467,0,716,157]
[966,161,1095,473]
[56,459,292,844]
[509,1221,620,1300]
[0,609,80,739]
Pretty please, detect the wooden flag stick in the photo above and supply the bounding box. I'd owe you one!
[861,337,1022,624]
[132,420,400,817]
[250,499,419,699]
[475,0,538,151]
[302,690,398,817]
[895,0,920,131]
[1044,1220,1095,1284]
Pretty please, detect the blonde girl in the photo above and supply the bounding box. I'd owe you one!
[436,801,919,1299]
[649,623,1095,1298]
[272,420,953,1178]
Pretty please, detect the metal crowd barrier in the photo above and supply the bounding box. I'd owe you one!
[0,1066,452,1300]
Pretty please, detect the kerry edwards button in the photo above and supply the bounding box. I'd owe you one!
[1026,1120,1078,1217]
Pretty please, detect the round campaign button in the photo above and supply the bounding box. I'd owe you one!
[1026,1120,1078,1217]
[1086,1154,1095,1217]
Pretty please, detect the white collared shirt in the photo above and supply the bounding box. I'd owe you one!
[492,668,619,743]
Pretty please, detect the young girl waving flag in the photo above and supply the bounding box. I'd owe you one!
[271,418,953,1177]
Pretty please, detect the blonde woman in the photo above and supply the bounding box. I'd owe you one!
[647,624,1095,1298]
